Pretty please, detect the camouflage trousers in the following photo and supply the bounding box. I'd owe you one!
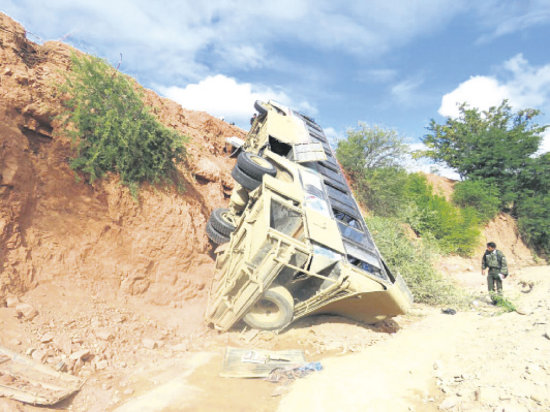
[487,270,502,297]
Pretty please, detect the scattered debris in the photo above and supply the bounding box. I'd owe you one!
[0,345,83,406]
[519,280,534,293]
[220,347,306,378]
[441,308,457,315]
[266,362,323,383]
[14,304,38,321]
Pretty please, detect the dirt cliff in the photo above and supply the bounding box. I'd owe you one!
[0,13,243,306]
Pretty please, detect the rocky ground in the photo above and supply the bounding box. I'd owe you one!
[1,265,548,411]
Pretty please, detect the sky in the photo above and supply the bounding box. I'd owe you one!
[2,1,550,177]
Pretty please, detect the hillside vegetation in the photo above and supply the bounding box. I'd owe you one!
[421,101,549,257]
[0,11,242,304]
[58,54,189,196]
[336,110,548,305]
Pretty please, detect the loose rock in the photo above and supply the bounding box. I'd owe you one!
[439,397,458,410]
[70,349,91,361]
[142,338,158,349]
[95,329,115,341]
[6,296,20,308]
[31,350,47,363]
[40,332,54,343]
[14,303,38,320]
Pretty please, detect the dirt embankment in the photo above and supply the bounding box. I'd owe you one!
[0,13,242,306]
[423,173,537,274]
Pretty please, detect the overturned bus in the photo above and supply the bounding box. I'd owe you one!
[205,100,413,331]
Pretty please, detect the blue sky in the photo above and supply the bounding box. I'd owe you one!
[2,1,550,172]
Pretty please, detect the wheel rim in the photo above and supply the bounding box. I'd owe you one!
[221,210,235,226]
[247,298,284,324]
[251,156,272,170]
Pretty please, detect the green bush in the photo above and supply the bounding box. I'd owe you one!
[515,154,550,256]
[353,167,411,217]
[335,125,411,217]
[492,295,516,312]
[453,180,501,223]
[366,216,467,306]
[404,174,480,255]
[58,53,188,195]
[517,194,550,256]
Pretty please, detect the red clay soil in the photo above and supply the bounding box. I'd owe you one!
[0,12,242,307]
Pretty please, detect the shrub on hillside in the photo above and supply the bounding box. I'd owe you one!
[335,125,411,216]
[404,174,480,255]
[366,216,467,306]
[453,180,500,223]
[58,53,188,196]
[515,154,550,257]
[517,194,550,256]
[352,167,411,217]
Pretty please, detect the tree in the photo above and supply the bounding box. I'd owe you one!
[419,101,546,205]
[516,153,550,255]
[452,180,501,223]
[336,125,409,216]
[353,167,411,217]
[336,124,407,178]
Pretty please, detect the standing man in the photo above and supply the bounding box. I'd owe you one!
[481,242,508,303]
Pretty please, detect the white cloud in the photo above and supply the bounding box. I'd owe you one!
[404,143,461,180]
[440,55,550,117]
[439,76,510,118]
[474,1,550,43]
[501,54,550,108]
[158,74,315,128]
[3,0,549,99]
[0,0,471,83]
[215,45,266,70]
[391,76,425,105]
[538,129,550,155]
[439,55,550,154]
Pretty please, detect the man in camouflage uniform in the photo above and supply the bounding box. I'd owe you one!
[481,242,508,302]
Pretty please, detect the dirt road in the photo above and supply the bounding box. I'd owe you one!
[1,266,548,411]
[278,265,550,412]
